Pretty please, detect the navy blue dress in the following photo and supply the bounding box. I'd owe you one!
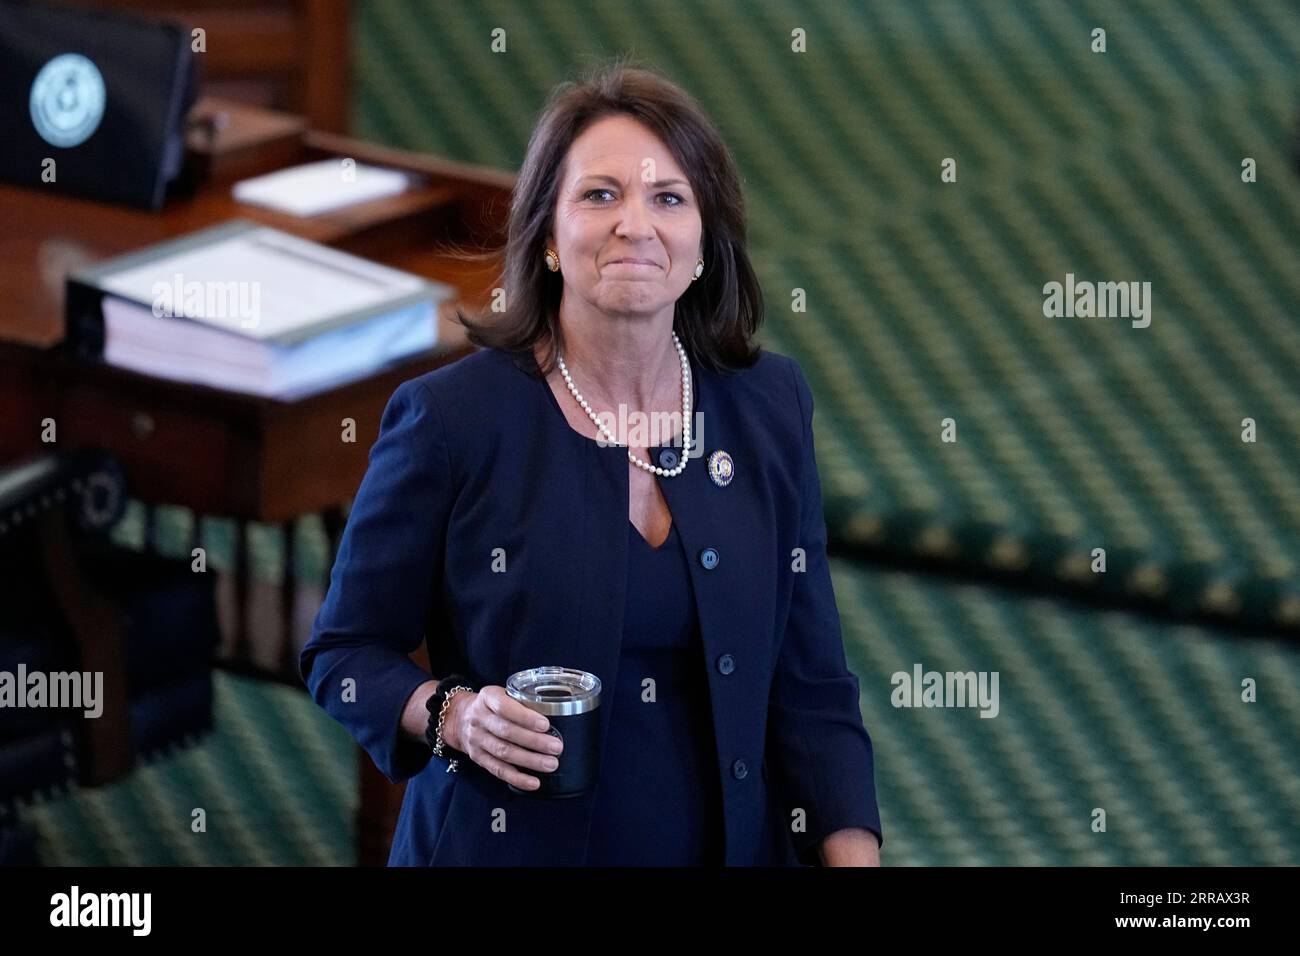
[583,519,726,866]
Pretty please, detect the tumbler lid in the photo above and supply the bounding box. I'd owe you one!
[506,667,601,716]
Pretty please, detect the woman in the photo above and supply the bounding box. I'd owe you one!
[300,61,882,867]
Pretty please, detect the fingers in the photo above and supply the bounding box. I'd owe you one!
[473,726,559,776]
[464,686,566,788]
[482,686,550,733]
[479,687,565,757]
[469,745,545,791]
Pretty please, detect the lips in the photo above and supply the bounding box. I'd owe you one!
[607,258,660,267]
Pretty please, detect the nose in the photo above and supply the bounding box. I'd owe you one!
[613,193,654,241]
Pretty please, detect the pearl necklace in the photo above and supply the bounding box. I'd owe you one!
[557,331,692,477]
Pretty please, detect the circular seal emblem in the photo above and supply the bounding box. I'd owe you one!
[707,449,734,487]
[79,469,124,531]
[29,53,106,148]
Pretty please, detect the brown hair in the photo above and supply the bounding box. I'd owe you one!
[456,56,764,379]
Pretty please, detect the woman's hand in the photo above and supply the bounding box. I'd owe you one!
[442,685,565,790]
[818,827,882,866]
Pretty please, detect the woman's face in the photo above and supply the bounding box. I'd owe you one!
[549,114,703,320]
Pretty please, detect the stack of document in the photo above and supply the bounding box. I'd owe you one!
[69,221,453,399]
[232,159,417,217]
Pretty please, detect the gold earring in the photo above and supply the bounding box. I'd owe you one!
[545,248,560,273]
[692,257,704,281]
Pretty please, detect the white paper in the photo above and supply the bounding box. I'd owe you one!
[232,159,415,217]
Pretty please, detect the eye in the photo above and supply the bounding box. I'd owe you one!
[580,188,687,206]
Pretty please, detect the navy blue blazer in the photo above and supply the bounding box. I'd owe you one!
[300,344,883,866]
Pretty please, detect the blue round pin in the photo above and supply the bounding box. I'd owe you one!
[707,450,734,487]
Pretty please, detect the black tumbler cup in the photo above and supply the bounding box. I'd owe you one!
[505,666,601,798]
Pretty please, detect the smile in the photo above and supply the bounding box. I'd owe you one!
[605,259,660,269]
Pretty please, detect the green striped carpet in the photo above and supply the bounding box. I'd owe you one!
[838,561,1299,866]
[354,0,1300,632]
[21,671,356,866]
[19,560,1299,866]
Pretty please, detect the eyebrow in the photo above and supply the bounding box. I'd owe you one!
[576,174,692,190]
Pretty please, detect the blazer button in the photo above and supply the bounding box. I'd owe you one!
[731,758,748,780]
[657,448,678,469]
[716,653,735,675]
[699,547,719,570]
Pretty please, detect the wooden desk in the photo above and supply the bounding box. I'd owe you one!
[0,99,512,863]
[0,97,510,547]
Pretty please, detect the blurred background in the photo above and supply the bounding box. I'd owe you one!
[2,0,1297,866]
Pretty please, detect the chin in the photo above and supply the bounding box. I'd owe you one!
[597,291,665,316]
